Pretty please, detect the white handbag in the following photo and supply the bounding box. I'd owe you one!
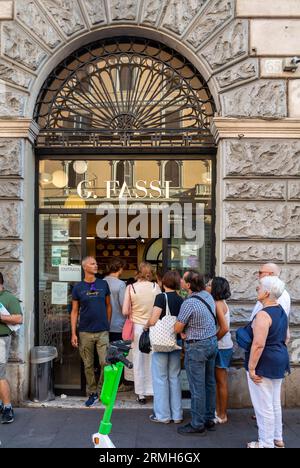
[150,293,182,353]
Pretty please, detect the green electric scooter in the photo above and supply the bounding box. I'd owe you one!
[92,340,133,448]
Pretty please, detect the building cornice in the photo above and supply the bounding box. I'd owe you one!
[0,119,40,144]
[211,118,300,142]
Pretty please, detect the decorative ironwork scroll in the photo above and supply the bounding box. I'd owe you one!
[35,38,215,147]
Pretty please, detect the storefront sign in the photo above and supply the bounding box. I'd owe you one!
[105,180,171,199]
[77,179,171,200]
[59,265,81,282]
[51,282,68,305]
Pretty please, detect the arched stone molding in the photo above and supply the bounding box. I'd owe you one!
[16,26,222,117]
[0,0,261,119]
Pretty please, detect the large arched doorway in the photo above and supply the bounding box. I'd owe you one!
[35,37,216,394]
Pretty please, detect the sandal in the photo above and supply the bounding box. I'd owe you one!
[274,440,285,448]
[214,415,228,424]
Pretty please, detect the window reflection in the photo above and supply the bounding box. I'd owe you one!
[39,159,212,208]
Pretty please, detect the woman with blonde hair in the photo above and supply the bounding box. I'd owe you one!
[122,262,161,404]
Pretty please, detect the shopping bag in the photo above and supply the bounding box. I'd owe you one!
[149,293,181,352]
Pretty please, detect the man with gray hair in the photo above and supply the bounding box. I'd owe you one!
[71,257,112,407]
[250,263,291,321]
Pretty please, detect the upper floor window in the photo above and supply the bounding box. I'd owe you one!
[113,161,134,187]
[162,160,182,188]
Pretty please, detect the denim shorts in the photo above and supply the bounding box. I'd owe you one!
[215,348,233,369]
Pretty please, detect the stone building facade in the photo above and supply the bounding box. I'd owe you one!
[0,0,300,406]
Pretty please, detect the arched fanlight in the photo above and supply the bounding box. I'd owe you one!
[34,37,215,140]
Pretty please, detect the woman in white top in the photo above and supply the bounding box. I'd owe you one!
[122,262,160,404]
[206,277,233,424]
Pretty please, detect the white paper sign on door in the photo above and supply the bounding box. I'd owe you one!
[51,282,68,305]
[59,265,81,282]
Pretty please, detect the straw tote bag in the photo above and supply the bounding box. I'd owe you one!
[149,293,181,352]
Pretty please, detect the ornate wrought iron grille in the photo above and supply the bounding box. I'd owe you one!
[35,38,216,148]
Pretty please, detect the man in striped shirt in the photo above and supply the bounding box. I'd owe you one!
[175,270,218,435]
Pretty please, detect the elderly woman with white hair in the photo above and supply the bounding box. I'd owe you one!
[245,276,290,449]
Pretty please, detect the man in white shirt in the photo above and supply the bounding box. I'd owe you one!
[250,263,291,320]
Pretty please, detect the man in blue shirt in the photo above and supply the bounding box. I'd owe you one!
[71,257,112,407]
[175,270,218,435]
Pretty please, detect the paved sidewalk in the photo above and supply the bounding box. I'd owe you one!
[0,408,299,448]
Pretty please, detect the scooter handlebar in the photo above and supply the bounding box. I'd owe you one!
[116,353,133,369]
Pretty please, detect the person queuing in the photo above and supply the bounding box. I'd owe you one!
[71,256,111,407]
[104,258,133,392]
[122,262,160,404]
[175,270,218,435]
[104,258,126,344]
[206,277,233,424]
[245,276,290,449]
[251,263,291,320]
[145,270,183,424]
[0,272,23,424]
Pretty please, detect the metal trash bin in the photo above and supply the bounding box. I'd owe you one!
[30,346,58,402]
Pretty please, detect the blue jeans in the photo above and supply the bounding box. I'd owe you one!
[152,350,183,422]
[184,336,218,429]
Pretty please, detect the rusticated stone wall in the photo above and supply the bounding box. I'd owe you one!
[0,0,299,406]
[0,137,25,394]
[220,138,300,407]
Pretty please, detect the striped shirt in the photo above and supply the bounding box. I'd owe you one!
[177,291,217,341]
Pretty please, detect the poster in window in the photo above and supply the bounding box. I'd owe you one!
[180,244,200,269]
[51,245,69,267]
[52,218,69,242]
[51,282,68,305]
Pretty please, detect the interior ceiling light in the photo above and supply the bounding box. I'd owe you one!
[39,173,52,184]
[73,160,88,174]
[52,170,68,188]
